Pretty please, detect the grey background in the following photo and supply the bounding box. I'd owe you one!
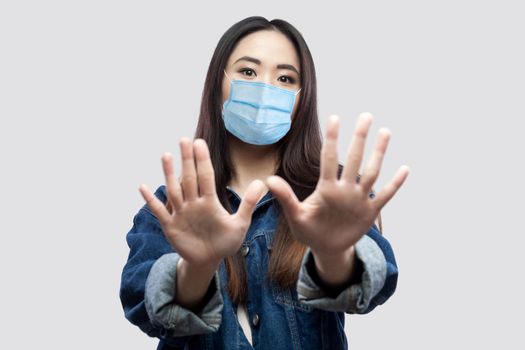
[1,0,523,348]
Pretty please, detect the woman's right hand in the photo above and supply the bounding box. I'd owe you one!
[139,138,268,268]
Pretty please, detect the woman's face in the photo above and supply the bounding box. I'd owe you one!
[221,30,302,121]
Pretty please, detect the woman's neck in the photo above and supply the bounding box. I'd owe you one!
[228,135,278,197]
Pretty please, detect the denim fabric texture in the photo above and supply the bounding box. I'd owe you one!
[120,185,398,349]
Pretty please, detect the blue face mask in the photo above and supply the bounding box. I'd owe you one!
[221,70,301,145]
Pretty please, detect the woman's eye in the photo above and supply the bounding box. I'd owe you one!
[278,75,295,84]
[240,68,256,77]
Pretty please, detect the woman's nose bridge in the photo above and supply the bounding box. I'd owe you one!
[257,70,274,85]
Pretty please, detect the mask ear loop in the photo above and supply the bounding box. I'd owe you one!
[294,88,302,96]
[222,70,233,115]
[223,70,233,83]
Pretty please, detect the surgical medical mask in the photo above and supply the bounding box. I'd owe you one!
[221,70,301,145]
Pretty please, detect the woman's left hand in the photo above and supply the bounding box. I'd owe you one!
[265,112,409,284]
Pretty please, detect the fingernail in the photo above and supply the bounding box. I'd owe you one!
[378,128,391,137]
[360,112,374,121]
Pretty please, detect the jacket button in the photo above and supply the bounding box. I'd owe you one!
[241,246,250,257]
[252,313,260,327]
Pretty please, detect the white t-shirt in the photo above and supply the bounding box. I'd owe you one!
[236,303,253,345]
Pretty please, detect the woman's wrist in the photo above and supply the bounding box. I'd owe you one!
[175,257,221,311]
[178,256,221,275]
[311,246,357,289]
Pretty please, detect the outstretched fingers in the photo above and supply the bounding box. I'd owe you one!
[372,165,410,211]
[180,138,199,201]
[341,112,374,183]
[265,175,301,220]
[320,115,341,182]
[193,139,217,198]
[162,152,183,211]
[236,180,268,223]
[138,184,171,226]
[359,128,391,194]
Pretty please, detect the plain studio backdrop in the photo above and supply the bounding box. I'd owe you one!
[0,1,523,349]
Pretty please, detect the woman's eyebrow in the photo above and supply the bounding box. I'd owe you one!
[233,56,300,76]
[234,56,261,65]
[276,63,300,76]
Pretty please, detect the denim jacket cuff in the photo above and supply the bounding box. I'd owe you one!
[296,234,387,314]
[144,252,223,336]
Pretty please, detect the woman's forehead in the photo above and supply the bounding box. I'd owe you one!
[228,30,300,69]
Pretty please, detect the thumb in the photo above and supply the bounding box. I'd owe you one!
[235,179,268,222]
[265,175,301,219]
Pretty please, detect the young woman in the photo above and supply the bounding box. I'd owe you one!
[120,16,409,350]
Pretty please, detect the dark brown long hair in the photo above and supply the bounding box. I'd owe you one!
[185,16,382,304]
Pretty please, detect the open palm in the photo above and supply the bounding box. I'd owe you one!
[266,113,409,257]
[139,138,267,267]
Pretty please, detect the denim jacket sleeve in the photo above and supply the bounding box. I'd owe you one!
[296,224,398,314]
[119,185,224,347]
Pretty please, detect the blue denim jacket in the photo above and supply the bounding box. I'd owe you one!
[120,185,398,349]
